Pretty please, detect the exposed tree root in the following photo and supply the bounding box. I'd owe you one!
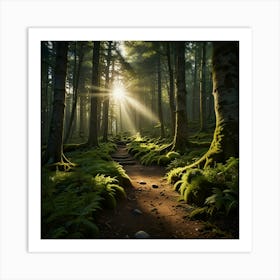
[44,153,76,172]
[159,142,173,155]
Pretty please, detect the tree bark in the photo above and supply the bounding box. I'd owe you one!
[166,42,176,136]
[192,43,200,121]
[64,42,84,143]
[41,42,49,145]
[43,41,68,164]
[157,53,165,138]
[102,41,112,142]
[88,41,101,147]
[150,79,156,131]
[172,42,188,152]
[199,42,207,131]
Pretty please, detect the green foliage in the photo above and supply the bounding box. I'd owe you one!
[127,137,180,167]
[67,143,130,187]
[167,148,208,171]
[169,157,239,218]
[42,173,103,238]
[167,166,185,184]
[140,150,160,165]
[189,207,209,220]
[42,142,130,239]
[204,163,239,217]
[174,169,212,206]
[189,131,213,142]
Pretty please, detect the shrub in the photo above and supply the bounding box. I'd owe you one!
[42,143,130,239]
[169,157,239,218]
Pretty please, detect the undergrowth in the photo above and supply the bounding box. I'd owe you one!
[127,136,176,166]
[127,134,210,168]
[42,142,130,239]
[168,157,239,229]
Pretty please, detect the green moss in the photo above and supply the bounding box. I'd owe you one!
[184,174,213,206]
[166,166,185,184]
[168,155,239,218]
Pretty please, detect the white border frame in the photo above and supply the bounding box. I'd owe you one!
[28,27,252,253]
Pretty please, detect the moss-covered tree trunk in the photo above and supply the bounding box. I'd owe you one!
[191,41,239,168]
[43,42,68,165]
[210,41,239,160]
[172,41,188,152]
[88,41,100,147]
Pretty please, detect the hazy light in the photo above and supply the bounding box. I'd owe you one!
[121,100,137,134]
[125,96,159,123]
[113,85,126,101]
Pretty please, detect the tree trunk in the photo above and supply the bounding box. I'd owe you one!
[192,44,199,121]
[172,42,188,152]
[41,42,49,145]
[64,42,84,143]
[79,95,85,139]
[199,42,207,131]
[189,41,239,168]
[157,54,165,138]
[166,42,176,136]
[43,41,68,164]
[102,41,112,142]
[150,79,156,131]
[88,41,101,147]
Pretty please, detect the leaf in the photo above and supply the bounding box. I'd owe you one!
[80,219,99,235]
[50,227,68,238]
[225,200,238,216]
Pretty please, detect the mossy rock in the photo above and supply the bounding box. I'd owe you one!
[185,175,213,206]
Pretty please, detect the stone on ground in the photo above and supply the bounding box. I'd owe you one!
[134,230,150,239]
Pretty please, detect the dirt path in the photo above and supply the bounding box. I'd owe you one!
[96,144,217,239]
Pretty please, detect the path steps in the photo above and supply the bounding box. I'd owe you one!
[111,145,137,166]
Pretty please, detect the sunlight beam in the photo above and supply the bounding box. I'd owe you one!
[120,100,137,134]
[125,96,159,123]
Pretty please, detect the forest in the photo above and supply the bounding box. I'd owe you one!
[41,41,239,239]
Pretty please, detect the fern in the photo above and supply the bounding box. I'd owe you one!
[42,142,129,239]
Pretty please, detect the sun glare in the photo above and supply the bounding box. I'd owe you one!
[113,86,126,100]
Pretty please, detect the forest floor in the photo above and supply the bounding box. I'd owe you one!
[96,143,229,239]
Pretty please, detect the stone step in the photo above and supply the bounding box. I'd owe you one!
[116,160,136,165]
[112,155,131,160]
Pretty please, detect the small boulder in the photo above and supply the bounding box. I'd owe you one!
[132,208,143,215]
[139,181,147,185]
[134,231,150,239]
[152,184,159,189]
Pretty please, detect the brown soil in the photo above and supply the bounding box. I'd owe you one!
[96,144,227,239]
